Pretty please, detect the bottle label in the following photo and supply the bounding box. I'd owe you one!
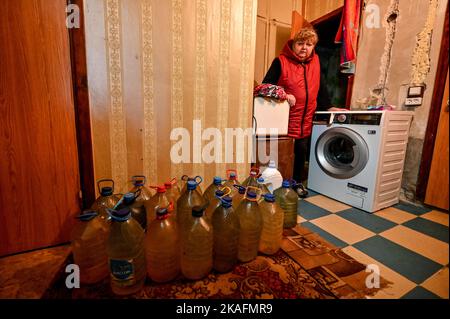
[109,259,136,286]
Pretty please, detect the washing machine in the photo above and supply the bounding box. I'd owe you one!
[307,111,414,213]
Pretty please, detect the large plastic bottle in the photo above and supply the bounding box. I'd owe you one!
[258,193,284,255]
[274,180,298,228]
[212,196,240,273]
[145,186,172,224]
[260,160,283,193]
[129,175,155,202]
[204,189,224,224]
[119,192,147,231]
[71,210,109,285]
[232,185,246,210]
[222,170,240,199]
[164,178,181,205]
[107,207,146,296]
[91,179,121,220]
[256,177,271,203]
[236,188,263,263]
[145,207,180,283]
[180,175,204,195]
[180,206,213,280]
[241,167,260,188]
[177,181,207,236]
[203,176,223,204]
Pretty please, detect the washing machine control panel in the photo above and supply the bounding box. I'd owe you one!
[333,113,382,125]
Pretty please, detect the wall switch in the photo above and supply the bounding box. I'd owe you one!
[405,97,423,106]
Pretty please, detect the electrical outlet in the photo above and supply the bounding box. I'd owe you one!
[405,97,422,106]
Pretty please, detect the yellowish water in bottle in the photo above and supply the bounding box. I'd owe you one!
[145,191,171,223]
[274,181,298,228]
[177,182,207,236]
[145,209,180,282]
[71,213,109,285]
[236,191,262,262]
[258,196,284,255]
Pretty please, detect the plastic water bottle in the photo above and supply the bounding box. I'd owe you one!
[232,185,246,210]
[91,179,121,220]
[177,180,207,236]
[164,178,181,203]
[203,176,224,204]
[107,207,146,295]
[260,160,283,193]
[180,206,213,280]
[180,175,204,195]
[71,210,109,285]
[145,207,180,283]
[256,177,271,203]
[236,188,263,262]
[258,194,284,255]
[129,175,154,202]
[241,167,260,188]
[212,196,240,272]
[222,169,240,195]
[274,180,298,228]
[145,186,172,224]
[204,189,224,224]
[119,192,147,231]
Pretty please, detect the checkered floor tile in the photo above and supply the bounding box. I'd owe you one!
[298,190,449,299]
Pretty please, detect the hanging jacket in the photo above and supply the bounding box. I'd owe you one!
[276,40,321,139]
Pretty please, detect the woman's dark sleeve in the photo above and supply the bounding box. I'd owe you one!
[262,58,281,85]
[316,74,333,111]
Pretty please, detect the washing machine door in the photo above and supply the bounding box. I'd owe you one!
[315,127,369,179]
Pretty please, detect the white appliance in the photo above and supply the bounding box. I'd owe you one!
[253,97,290,136]
[308,111,414,213]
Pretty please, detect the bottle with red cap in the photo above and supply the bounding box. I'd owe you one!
[71,210,109,285]
[212,196,240,272]
[177,180,207,236]
[180,205,213,280]
[164,178,181,203]
[91,179,121,220]
[145,207,180,283]
[107,207,146,296]
[145,185,172,224]
[235,187,263,262]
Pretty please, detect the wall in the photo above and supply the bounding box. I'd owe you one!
[84,0,257,195]
[351,0,447,200]
[304,0,343,21]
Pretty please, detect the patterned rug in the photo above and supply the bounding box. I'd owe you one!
[43,226,390,299]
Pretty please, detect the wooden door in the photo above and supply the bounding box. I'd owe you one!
[0,0,81,256]
[425,71,449,210]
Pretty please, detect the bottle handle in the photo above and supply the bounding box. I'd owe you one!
[250,166,260,176]
[181,175,189,182]
[97,179,114,194]
[170,177,178,185]
[218,186,231,197]
[194,175,203,185]
[131,175,146,186]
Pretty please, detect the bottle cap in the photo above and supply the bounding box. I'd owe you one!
[221,196,232,208]
[269,160,276,168]
[282,180,291,188]
[100,186,113,196]
[213,176,222,185]
[156,186,166,193]
[133,179,145,186]
[156,207,168,218]
[247,191,257,199]
[264,193,275,202]
[257,177,265,183]
[229,172,236,179]
[192,205,204,217]
[164,182,172,189]
[187,180,197,190]
[215,189,225,197]
[237,186,246,194]
[123,192,135,204]
[110,207,131,221]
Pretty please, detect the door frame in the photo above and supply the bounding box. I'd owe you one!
[68,0,95,208]
[416,3,449,201]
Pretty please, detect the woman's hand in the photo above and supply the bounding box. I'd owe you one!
[286,94,296,107]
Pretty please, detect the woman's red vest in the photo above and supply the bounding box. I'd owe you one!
[277,40,321,139]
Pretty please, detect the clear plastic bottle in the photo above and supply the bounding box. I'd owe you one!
[256,177,271,203]
[91,179,121,220]
[258,193,284,255]
[119,192,147,231]
[177,181,208,236]
[222,169,240,198]
[203,176,223,204]
[180,175,204,195]
[232,185,246,210]
[129,175,155,202]
[145,186,172,224]
[204,189,225,224]
[164,178,181,206]
[236,188,263,263]
[145,207,180,283]
[212,196,240,273]
[241,167,259,188]
[107,207,146,296]
[260,160,283,193]
[71,210,109,285]
[274,180,298,228]
[180,206,213,280]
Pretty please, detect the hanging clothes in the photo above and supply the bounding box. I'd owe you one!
[335,0,362,74]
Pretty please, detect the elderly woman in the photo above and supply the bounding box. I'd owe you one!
[262,27,344,196]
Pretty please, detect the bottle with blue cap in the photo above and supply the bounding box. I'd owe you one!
[145,207,180,283]
[91,179,121,220]
[203,176,224,204]
[204,188,226,224]
[222,169,240,198]
[256,177,271,203]
[232,185,246,209]
[177,180,207,235]
[180,205,213,280]
[129,175,155,202]
[118,192,147,231]
[107,207,146,295]
[273,180,298,228]
[71,210,109,285]
[258,193,284,255]
[211,196,240,272]
[235,187,263,262]
[180,175,204,195]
